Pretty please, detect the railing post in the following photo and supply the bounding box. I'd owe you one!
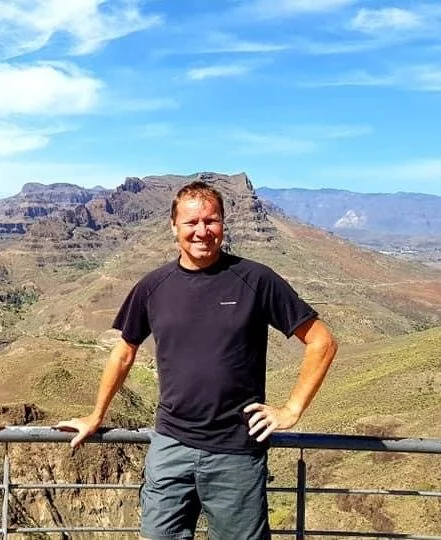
[1,445,9,540]
[296,449,306,540]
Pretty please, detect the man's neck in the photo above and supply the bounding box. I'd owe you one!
[178,251,222,271]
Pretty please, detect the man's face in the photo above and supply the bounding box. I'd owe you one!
[171,196,224,270]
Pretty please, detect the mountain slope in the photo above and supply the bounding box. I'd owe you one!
[1,173,441,536]
[256,186,441,235]
[1,173,441,349]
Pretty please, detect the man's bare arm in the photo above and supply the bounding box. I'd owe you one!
[245,318,337,442]
[56,338,139,448]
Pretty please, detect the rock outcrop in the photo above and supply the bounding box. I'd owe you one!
[0,172,275,250]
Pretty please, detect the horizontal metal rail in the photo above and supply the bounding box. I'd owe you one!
[1,427,441,538]
[1,426,441,453]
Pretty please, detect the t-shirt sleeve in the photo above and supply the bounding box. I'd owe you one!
[262,269,318,338]
[112,280,151,345]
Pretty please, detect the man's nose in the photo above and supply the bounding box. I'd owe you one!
[194,221,208,235]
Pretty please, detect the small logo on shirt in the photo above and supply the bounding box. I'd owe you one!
[219,301,237,305]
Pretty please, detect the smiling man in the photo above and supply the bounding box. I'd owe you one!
[57,181,337,540]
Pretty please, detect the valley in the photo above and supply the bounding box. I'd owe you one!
[1,173,441,536]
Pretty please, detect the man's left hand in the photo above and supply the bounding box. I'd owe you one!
[244,402,302,442]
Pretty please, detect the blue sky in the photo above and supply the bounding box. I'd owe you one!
[1,0,441,198]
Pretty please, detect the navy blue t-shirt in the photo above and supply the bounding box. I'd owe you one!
[113,252,317,454]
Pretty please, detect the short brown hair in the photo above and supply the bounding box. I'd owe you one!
[170,181,225,223]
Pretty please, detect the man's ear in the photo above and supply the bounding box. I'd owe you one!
[170,219,177,238]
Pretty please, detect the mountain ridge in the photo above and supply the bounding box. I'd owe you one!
[256,186,441,235]
[1,173,441,534]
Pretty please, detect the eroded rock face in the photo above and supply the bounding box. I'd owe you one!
[0,403,45,425]
[3,442,144,539]
[0,223,27,234]
[0,183,111,238]
[19,182,107,204]
[0,172,275,249]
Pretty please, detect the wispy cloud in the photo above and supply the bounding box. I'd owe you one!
[308,124,373,138]
[0,122,68,157]
[289,5,441,56]
[244,0,357,19]
[300,69,395,88]
[349,7,423,34]
[300,65,441,92]
[200,32,292,54]
[411,66,441,91]
[0,62,103,116]
[187,63,252,80]
[228,124,371,155]
[230,130,316,155]
[0,61,101,157]
[0,0,163,59]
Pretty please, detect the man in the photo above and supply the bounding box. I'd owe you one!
[57,181,337,540]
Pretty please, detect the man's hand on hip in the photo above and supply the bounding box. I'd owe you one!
[244,402,302,442]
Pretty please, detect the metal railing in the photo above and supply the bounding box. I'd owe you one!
[1,427,441,539]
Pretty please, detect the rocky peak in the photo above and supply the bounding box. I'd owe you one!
[118,177,147,194]
[0,173,275,247]
[18,182,108,205]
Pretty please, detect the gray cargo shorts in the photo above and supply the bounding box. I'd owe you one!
[140,431,270,540]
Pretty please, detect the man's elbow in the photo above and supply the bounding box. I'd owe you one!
[314,330,338,363]
[112,338,138,368]
[328,334,338,359]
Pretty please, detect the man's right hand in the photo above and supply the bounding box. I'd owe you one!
[55,415,102,448]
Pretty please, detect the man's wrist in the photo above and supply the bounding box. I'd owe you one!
[284,401,304,420]
[90,411,104,427]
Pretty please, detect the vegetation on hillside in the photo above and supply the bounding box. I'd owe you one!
[1,175,441,536]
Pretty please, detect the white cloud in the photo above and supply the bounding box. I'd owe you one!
[301,70,395,88]
[230,130,316,155]
[202,32,292,54]
[0,0,163,59]
[187,64,252,80]
[310,124,373,138]
[350,7,423,34]
[246,0,356,18]
[297,38,381,55]
[0,123,68,157]
[0,62,103,116]
[300,65,441,92]
[411,66,441,92]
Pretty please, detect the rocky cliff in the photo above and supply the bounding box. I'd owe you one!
[0,172,273,244]
[2,173,441,536]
